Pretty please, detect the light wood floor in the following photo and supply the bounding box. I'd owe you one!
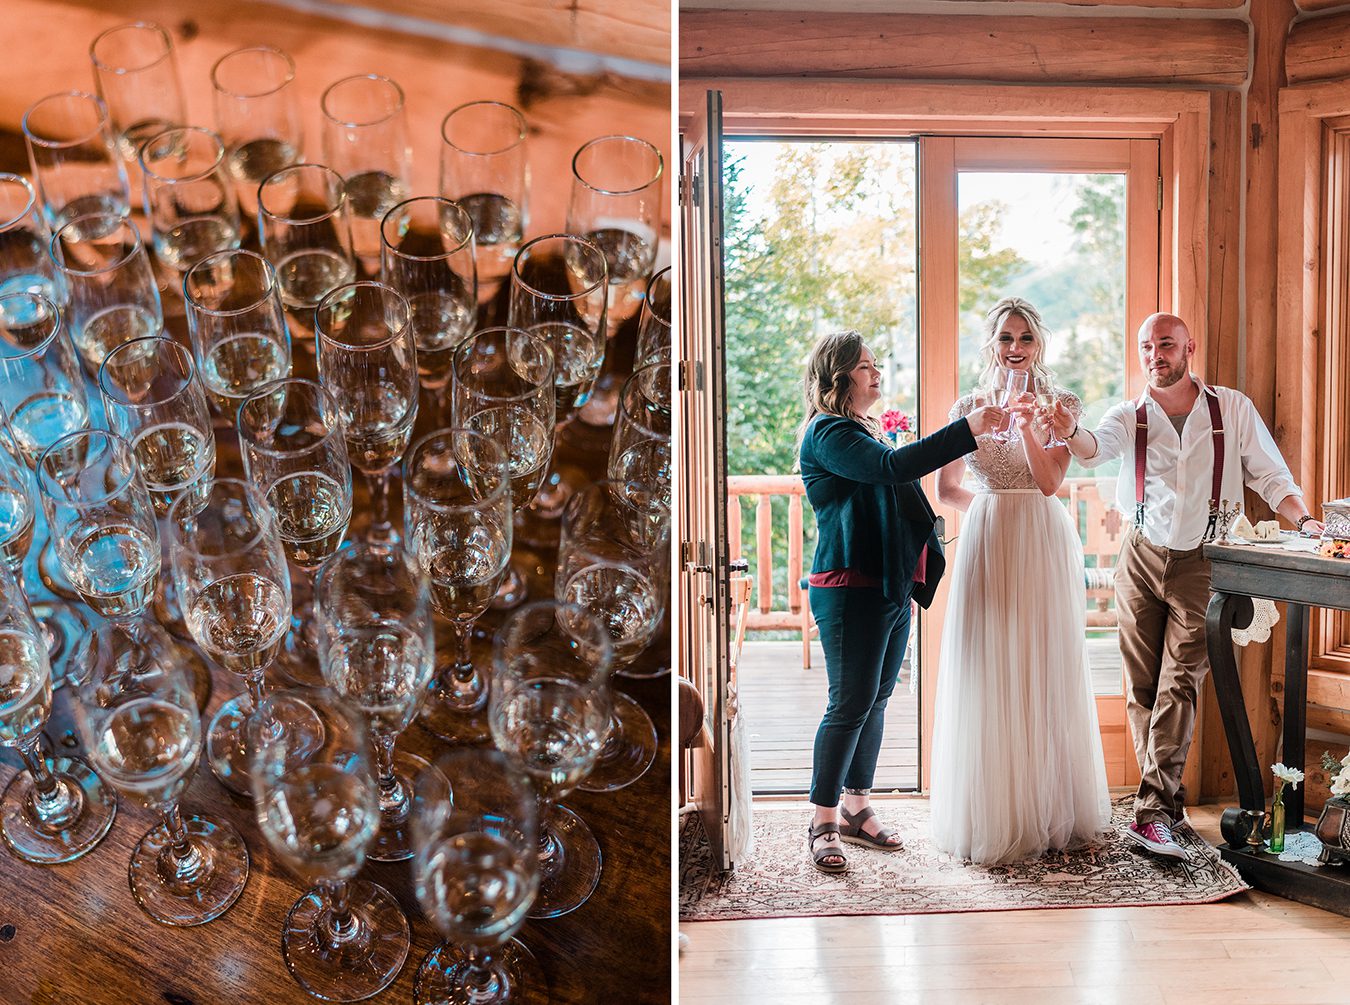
[678,804,1350,1005]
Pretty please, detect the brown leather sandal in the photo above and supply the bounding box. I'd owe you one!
[807,822,848,873]
[839,806,904,851]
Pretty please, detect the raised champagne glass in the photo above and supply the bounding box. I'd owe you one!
[992,365,1029,444]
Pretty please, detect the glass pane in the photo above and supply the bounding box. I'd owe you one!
[724,138,920,792]
[957,170,1128,696]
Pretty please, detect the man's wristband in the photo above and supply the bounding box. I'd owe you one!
[1069,422,1080,440]
[1297,514,1314,532]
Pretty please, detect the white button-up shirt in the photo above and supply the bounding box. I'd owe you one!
[1079,376,1301,550]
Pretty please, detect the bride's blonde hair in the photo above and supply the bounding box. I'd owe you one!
[976,297,1055,391]
[795,330,883,460]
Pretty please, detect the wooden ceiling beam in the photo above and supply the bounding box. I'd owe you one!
[1287,10,1350,83]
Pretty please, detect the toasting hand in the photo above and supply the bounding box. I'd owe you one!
[966,405,1007,438]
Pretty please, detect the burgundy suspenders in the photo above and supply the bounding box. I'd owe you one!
[1134,387,1225,540]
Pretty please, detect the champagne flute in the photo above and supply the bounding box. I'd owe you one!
[379,195,476,416]
[252,688,410,1001]
[412,750,545,1005]
[49,212,164,377]
[0,173,62,302]
[138,126,242,276]
[0,562,116,864]
[1033,374,1065,448]
[257,163,356,356]
[88,21,186,164]
[72,622,249,925]
[237,378,352,688]
[169,477,294,796]
[992,366,1030,444]
[21,91,131,234]
[490,600,612,918]
[315,542,437,862]
[315,281,417,549]
[0,291,94,683]
[182,248,293,420]
[608,361,672,531]
[211,45,304,221]
[438,100,529,301]
[404,428,512,745]
[634,265,671,369]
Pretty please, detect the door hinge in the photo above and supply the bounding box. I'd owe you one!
[1158,176,1163,212]
[678,359,705,392]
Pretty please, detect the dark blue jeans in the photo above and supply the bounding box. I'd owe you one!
[808,584,912,807]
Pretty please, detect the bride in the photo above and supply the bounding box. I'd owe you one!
[930,297,1111,864]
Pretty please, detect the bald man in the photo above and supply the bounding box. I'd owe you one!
[1045,314,1324,859]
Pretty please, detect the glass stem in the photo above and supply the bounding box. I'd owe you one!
[373,730,408,820]
[322,879,362,945]
[243,668,268,714]
[15,734,62,805]
[536,792,561,874]
[439,622,486,711]
[161,801,208,881]
[366,467,394,544]
[463,944,502,996]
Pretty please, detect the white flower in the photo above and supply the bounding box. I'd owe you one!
[1341,752,1350,768]
[1272,763,1305,787]
[1333,773,1350,798]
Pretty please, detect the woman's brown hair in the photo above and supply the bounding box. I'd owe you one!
[794,330,882,462]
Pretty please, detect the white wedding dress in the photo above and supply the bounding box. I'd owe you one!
[928,391,1112,864]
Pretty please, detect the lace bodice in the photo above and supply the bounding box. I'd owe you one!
[949,388,1083,490]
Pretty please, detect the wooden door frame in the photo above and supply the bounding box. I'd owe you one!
[680,79,1210,791]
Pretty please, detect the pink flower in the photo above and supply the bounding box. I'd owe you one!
[898,414,913,433]
[880,409,902,434]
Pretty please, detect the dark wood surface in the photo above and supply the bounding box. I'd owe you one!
[0,221,672,1005]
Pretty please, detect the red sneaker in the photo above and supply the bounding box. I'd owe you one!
[1125,821,1189,860]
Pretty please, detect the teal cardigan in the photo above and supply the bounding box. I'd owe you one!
[799,413,977,610]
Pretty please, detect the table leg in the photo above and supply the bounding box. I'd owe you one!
[1283,603,1309,827]
[1206,591,1264,812]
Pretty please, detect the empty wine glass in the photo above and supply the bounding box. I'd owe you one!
[257,163,356,355]
[316,281,418,549]
[0,174,61,303]
[316,542,436,862]
[238,378,352,688]
[608,361,671,531]
[379,195,476,414]
[404,428,511,745]
[412,749,545,1005]
[634,265,671,369]
[320,74,412,275]
[211,45,304,219]
[252,687,410,1000]
[88,21,186,164]
[557,480,665,791]
[992,366,1030,443]
[490,600,612,918]
[169,477,293,797]
[49,212,163,376]
[182,248,293,420]
[0,562,116,864]
[72,622,248,925]
[439,101,529,300]
[0,446,37,588]
[138,126,242,276]
[21,91,131,234]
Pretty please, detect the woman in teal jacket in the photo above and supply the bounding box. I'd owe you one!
[798,330,1003,873]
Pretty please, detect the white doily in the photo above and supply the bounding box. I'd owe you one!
[1232,598,1280,647]
[1277,829,1325,866]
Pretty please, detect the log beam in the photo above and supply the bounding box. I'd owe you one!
[1287,11,1350,83]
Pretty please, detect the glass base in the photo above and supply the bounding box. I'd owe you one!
[36,537,80,601]
[130,814,249,926]
[418,669,491,745]
[578,691,658,793]
[529,804,602,919]
[282,879,410,1002]
[207,691,324,799]
[1,756,117,865]
[368,749,434,863]
[27,599,89,691]
[413,938,547,1005]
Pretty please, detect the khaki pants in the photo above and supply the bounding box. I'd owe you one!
[1115,530,1212,826]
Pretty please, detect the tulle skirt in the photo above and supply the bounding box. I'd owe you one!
[929,489,1112,864]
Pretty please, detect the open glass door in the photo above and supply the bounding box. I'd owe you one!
[678,90,735,869]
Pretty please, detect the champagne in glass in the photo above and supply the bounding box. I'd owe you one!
[138,126,242,275]
[211,46,304,220]
[1033,374,1065,447]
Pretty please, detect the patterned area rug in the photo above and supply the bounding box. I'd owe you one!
[680,796,1249,921]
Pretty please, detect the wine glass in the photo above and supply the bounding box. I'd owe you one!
[379,195,477,416]
[634,265,671,369]
[315,281,418,549]
[138,126,243,276]
[72,622,249,925]
[404,428,511,745]
[49,212,164,376]
[252,687,410,1001]
[0,173,62,303]
[237,378,352,688]
[182,248,293,420]
[21,91,131,234]
[412,749,545,1005]
[0,291,93,683]
[88,21,186,165]
[557,480,665,791]
[992,366,1030,443]
[320,74,412,275]
[1033,374,1065,448]
[169,477,293,797]
[608,361,672,531]
[0,562,116,864]
[257,163,357,355]
[315,542,437,862]
[210,45,304,220]
[490,600,612,918]
[438,100,529,300]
